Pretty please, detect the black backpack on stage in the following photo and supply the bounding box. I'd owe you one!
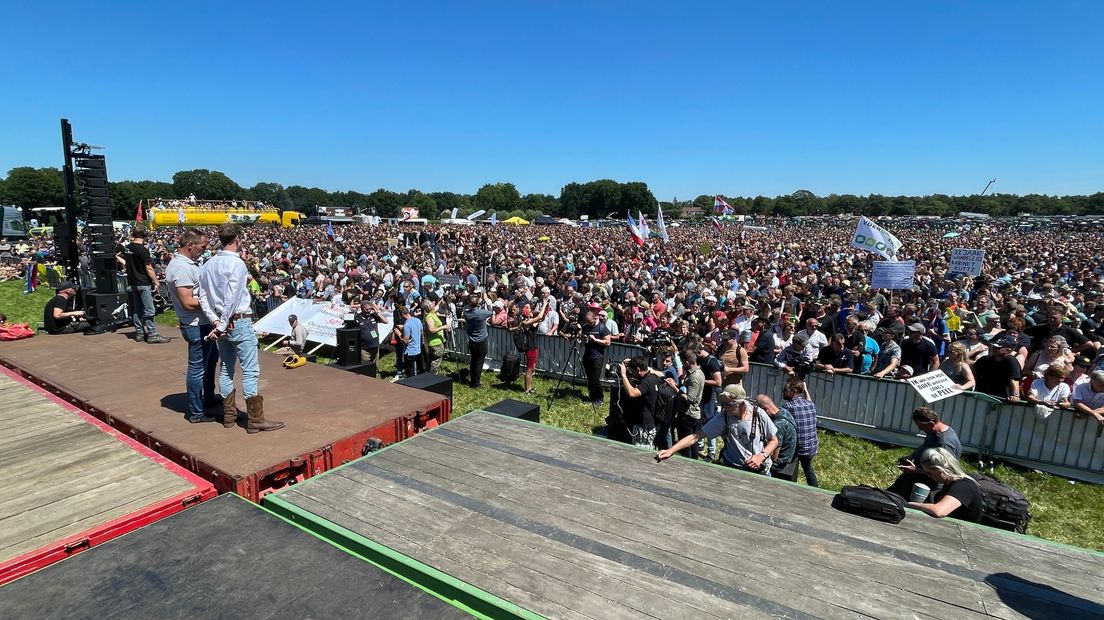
[971,474,1031,533]
[499,352,520,384]
[834,485,907,524]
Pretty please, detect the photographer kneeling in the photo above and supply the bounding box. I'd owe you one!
[657,385,778,476]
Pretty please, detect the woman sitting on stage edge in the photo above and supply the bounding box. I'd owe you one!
[907,448,983,522]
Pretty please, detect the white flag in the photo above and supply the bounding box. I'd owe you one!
[656,205,669,243]
[490,212,497,226]
[450,207,458,220]
[851,216,902,260]
[637,210,651,239]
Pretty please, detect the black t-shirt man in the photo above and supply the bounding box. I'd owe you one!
[44,294,73,334]
[974,354,1022,398]
[900,337,938,374]
[699,353,723,406]
[123,241,153,286]
[817,344,854,370]
[1024,323,1088,353]
[630,373,662,431]
[582,321,611,360]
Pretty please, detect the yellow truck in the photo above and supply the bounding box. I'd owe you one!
[146,199,303,229]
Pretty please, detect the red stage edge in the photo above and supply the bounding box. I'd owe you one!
[0,360,452,502]
[0,366,218,586]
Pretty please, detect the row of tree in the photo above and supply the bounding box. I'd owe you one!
[1,166,1101,221]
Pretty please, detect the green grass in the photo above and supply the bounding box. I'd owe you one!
[3,281,1102,552]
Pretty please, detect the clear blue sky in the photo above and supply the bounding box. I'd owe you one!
[1,1,1101,199]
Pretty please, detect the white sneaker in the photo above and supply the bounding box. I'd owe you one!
[390,375,402,383]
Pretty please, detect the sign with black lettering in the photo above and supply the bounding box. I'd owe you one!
[907,370,960,403]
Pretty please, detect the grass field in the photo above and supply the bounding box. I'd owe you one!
[3,280,1101,552]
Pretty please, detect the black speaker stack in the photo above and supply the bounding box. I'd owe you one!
[484,399,540,423]
[59,119,129,334]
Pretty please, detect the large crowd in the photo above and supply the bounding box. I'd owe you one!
[27,215,1104,521]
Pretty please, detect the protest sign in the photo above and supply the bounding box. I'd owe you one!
[253,297,320,338]
[300,302,348,347]
[851,216,903,260]
[907,370,960,404]
[871,260,915,290]
[949,248,985,277]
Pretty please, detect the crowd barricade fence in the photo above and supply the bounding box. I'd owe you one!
[444,331,1104,483]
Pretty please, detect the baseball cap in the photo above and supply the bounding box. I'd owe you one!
[56,280,78,291]
[906,323,925,333]
[721,384,747,400]
[720,329,738,340]
[991,336,1019,349]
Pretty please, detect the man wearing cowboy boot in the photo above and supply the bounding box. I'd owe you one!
[198,223,283,433]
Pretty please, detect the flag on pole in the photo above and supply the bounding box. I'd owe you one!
[626,212,645,246]
[326,221,335,240]
[712,217,722,233]
[850,216,903,260]
[656,204,669,243]
[490,212,498,226]
[714,195,734,216]
[450,207,458,220]
[135,200,144,222]
[637,211,651,239]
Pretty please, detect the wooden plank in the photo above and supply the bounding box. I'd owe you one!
[454,414,974,555]
[281,491,592,620]
[378,444,989,620]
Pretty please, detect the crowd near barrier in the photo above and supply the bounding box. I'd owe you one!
[444,327,1104,484]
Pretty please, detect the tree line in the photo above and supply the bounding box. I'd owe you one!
[1,165,1100,222]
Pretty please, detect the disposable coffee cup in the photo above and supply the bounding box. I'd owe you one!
[910,483,931,503]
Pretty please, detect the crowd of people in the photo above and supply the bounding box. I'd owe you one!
[30,214,1104,519]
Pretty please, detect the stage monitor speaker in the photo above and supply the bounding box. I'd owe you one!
[83,291,127,325]
[397,373,453,401]
[335,326,360,366]
[327,361,377,377]
[484,398,540,424]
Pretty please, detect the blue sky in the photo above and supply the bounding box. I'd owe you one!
[1,2,1101,198]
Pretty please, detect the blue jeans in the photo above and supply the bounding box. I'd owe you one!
[699,399,718,457]
[216,318,260,399]
[180,324,219,419]
[132,285,159,340]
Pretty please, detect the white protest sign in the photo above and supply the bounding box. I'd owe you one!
[907,370,960,404]
[871,260,915,290]
[949,248,985,277]
[851,216,903,260]
[253,297,321,337]
[301,301,348,347]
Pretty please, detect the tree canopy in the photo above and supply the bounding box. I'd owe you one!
[0,165,1101,221]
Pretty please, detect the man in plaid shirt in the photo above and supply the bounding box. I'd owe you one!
[782,377,819,487]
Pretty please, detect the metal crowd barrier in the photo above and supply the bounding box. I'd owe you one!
[444,330,1104,483]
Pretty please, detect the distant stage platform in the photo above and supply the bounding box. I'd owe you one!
[0,331,450,501]
[0,366,216,585]
[266,412,1104,619]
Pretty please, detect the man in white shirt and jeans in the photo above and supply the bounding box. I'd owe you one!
[165,229,220,423]
[199,224,283,433]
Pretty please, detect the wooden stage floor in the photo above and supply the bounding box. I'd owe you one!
[0,368,212,580]
[0,331,449,497]
[267,412,1104,620]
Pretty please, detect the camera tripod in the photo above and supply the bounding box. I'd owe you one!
[544,334,589,417]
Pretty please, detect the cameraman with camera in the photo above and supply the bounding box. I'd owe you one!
[618,354,675,448]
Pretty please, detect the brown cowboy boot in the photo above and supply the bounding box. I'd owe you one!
[245,395,284,434]
[222,390,238,428]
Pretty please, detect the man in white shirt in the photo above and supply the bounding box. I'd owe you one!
[165,229,219,423]
[1072,372,1104,425]
[801,317,829,361]
[199,224,283,433]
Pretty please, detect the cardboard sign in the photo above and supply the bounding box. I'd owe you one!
[871,260,916,290]
[907,370,960,404]
[949,248,985,277]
